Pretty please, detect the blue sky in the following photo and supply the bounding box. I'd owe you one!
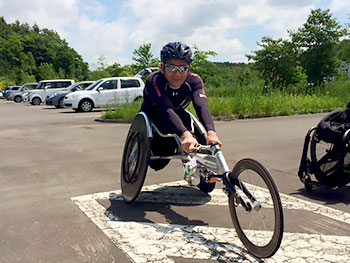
[0,0,349,68]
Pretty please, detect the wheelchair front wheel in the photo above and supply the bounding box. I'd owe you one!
[228,159,284,258]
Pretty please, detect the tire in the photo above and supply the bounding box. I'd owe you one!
[310,131,339,183]
[134,96,143,103]
[310,131,350,186]
[121,113,151,203]
[79,99,93,112]
[58,97,64,108]
[31,97,41,105]
[197,177,216,193]
[14,96,22,103]
[228,159,284,258]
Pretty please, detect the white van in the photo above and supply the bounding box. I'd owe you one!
[64,77,144,112]
[28,79,75,105]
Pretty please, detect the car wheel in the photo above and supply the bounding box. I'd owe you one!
[31,97,41,105]
[134,96,143,103]
[79,99,93,112]
[14,96,22,103]
[58,97,64,108]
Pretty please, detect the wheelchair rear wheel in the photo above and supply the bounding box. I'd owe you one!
[310,132,350,187]
[310,132,339,184]
[121,113,151,203]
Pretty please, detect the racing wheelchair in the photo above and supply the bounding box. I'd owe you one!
[121,111,284,258]
[298,105,350,191]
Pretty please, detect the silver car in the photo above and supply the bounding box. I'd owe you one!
[7,83,37,103]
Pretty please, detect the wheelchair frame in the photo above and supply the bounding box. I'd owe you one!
[120,111,284,258]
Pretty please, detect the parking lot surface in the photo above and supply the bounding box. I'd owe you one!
[1,100,349,262]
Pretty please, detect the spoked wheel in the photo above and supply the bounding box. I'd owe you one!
[14,96,22,103]
[310,131,350,186]
[121,113,151,203]
[228,159,284,258]
[79,99,93,112]
[310,132,339,181]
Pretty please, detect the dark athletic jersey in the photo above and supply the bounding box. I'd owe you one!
[141,71,215,137]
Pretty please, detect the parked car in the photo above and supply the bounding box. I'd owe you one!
[134,67,158,78]
[28,79,75,105]
[64,77,144,112]
[3,86,20,99]
[46,81,94,108]
[0,89,4,99]
[21,92,30,103]
[7,83,37,103]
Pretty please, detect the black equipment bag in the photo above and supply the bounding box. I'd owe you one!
[316,103,350,144]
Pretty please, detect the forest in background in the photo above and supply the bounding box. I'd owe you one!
[1,8,350,114]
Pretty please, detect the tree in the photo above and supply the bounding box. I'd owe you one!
[290,9,347,85]
[247,37,304,88]
[132,43,159,71]
[190,45,217,83]
[0,17,90,84]
[337,39,350,63]
[38,62,57,80]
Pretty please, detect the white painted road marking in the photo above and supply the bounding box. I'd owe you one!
[71,180,350,263]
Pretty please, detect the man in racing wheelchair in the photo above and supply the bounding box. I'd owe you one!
[141,41,222,168]
[121,42,222,203]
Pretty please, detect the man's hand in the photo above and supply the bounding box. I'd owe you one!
[207,130,223,147]
[181,131,198,153]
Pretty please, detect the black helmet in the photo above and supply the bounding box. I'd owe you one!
[160,42,192,64]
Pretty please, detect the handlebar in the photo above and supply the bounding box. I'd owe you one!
[194,143,220,154]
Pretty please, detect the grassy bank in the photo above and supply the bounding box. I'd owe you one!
[102,79,350,121]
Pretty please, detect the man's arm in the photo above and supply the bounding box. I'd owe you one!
[190,73,222,147]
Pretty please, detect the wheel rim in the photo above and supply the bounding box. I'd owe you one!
[310,133,339,181]
[33,98,40,105]
[81,101,92,111]
[232,172,276,247]
[229,160,283,258]
[120,113,151,203]
[311,132,350,185]
[123,134,141,183]
[15,96,21,103]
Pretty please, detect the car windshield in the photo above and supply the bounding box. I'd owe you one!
[86,79,103,90]
[23,86,33,90]
[34,82,45,89]
[66,83,79,91]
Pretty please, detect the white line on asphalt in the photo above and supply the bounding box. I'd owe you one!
[71,180,350,263]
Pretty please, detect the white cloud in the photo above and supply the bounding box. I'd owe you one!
[0,0,79,37]
[0,0,342,66]
[330,0,350,11]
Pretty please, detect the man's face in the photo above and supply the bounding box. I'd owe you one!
[161,59,190,88]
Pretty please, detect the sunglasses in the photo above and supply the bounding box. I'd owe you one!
[164,64,190,73]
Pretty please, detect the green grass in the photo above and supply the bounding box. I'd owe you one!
[101,79,350,121]
[102,102,142,122]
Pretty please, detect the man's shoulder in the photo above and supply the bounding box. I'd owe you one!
[146,71,164,84]
[186,72,204,86]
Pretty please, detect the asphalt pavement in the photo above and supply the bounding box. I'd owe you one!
[0,99,349,263]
